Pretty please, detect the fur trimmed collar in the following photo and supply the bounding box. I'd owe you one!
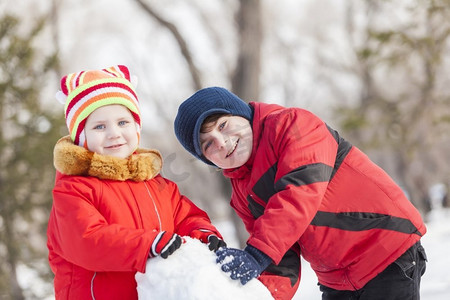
[53,136,162,181]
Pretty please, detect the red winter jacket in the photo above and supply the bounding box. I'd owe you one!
[223,102,426,299]
[47,137,221,300]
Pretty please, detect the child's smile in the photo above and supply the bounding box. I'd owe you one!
[226,138,239,158]
[84,105,139,158]
[200,116,252,169]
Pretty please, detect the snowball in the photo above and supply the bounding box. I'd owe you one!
[136,237,273,300]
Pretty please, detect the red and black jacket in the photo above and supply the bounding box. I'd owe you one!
[223,102,426,295]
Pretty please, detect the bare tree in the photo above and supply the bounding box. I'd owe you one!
[336,0,450,213]
[134,0,202,90]
[131,0,264,246]
[231,0,262,101]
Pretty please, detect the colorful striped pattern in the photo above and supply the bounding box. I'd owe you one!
[59,65,141,146]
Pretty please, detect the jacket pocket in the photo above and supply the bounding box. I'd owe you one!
[394,254,415,280]
[417,244,427,276]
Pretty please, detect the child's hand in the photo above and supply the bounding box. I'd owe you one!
[207,235,227,252]
[216,245,272,285]
[151,231,182,259]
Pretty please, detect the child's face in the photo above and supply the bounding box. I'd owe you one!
[200,115,252,169]
[84,104,138,158]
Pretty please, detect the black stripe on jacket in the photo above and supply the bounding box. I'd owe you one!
[326,124,352,180]
[252,163,278,204]
[251,162,333,208]
[275,163,333,191]
[311,211,423,236]
[250,124,352,212]
[265,248,300,286]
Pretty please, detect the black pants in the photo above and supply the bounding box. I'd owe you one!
[320,241,427,300]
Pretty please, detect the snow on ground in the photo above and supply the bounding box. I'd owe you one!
[419,209,450,300]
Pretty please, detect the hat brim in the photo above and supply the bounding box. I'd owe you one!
[193,108,233,158]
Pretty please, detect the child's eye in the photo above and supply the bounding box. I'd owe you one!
[203,141,212,152]
[218,121,226,130]
[118,120,129,126]
[94,124,105,130]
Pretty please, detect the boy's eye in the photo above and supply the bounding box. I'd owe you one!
[203,140,212,152]
[218,121,226,130]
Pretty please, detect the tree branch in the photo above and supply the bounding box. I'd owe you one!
[134,0,202,90]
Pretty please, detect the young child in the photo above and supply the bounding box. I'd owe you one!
[47,66,225,300]
[174,86,428,300]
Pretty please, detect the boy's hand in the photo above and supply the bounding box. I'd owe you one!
[151,231,182,259]
[216,245,272,285]
[208,235,227,252]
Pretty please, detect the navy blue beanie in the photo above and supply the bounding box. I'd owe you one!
[174,87,253,165]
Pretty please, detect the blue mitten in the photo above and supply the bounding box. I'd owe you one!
[216,245,272,285]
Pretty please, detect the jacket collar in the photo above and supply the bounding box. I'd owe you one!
[53,136,162,181]
[223,102,284,179]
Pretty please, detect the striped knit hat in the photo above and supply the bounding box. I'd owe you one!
[56,65,141,147]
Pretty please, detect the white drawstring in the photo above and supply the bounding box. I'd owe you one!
[90,272,97,300]
[145,182,162,231]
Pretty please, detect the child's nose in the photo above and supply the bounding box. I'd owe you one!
[107,125,121,138]
[215,134,228,148]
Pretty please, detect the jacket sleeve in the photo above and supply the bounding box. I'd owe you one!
[49,176,157,273]
[163,178,223,241]
[247,108,338,264]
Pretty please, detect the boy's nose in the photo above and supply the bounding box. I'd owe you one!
[215,134,228,149]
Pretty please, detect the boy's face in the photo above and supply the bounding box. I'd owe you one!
[84,104,138,159]
[200,115,252,169]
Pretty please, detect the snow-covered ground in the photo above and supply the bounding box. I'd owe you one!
[419,209,450,299]
[137,209,450,300]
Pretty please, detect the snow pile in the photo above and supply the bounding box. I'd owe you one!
[136,237,273,300]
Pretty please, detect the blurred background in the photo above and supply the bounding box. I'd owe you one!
[1,0,449,299]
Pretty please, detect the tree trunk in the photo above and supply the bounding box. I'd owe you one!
[223,0,262,246]
[231,0,262,101]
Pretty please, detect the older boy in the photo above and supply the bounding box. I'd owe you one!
[174,86,427,300]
